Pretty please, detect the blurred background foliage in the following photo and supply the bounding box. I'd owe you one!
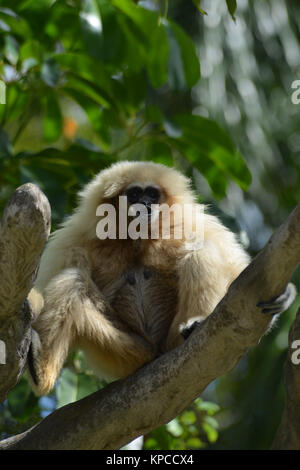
[0,0,300,450]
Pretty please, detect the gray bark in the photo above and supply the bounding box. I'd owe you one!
[0,184,51,402]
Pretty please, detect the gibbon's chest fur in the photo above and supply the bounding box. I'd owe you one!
[85,237,181,352]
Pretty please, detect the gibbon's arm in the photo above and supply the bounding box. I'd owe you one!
[165,215,251,350]
[27,248,155,396]
[166,214,297,350]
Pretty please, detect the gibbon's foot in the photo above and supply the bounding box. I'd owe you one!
[257,282,297,315]
[27,328,41,386]
[180,317,206,340]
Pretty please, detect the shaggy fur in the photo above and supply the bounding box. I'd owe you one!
[27,161,250,395]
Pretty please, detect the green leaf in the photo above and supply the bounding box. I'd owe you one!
[0,8,32,38]
[145,20,169,89]
[93,0,126,65]
[192,0,207,15]
[1,84,29,123]
[41,58,61,87]
[195,398,220,415]
[62,87,105,133]
[202,424,218,443]
[186,437,203,448]
[0,127,13,159]
[226,0,237,21]
[54,53,113,98]
[4,35,19,65]
[7,376,39,422]
[166,24,186,91]
[111,0,170,88]
[63,75,110,108]
[180,410,196,425]
[171,114,251,192]
[80,0,103,60]
[167,21,200,89]
[148,425,173,450]
[42,89,63,142]
[20,39,43,62]
[145,140,173,167]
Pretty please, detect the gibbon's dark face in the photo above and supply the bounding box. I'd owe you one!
[125,184,161,219]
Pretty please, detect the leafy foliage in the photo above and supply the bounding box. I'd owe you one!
[145,398,220,450]
[0,0,250,223]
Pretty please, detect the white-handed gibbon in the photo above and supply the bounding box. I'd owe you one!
[27,161,296,395]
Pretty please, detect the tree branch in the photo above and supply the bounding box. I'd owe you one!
[0,184,51,402]
[272,308,300,449]
[1,199,300,449]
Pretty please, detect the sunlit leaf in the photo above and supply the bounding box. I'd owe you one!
[186,437,204,448]
[166,418,184,437]
[80,0,103,60]
[202,420,219,443]
[195,398,220,415]
[180,410,197,425]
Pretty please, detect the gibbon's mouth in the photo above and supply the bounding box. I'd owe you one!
[128,202,154,221]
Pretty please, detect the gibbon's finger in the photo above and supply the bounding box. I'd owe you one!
[257,282,297,315]
[179,317,206,340]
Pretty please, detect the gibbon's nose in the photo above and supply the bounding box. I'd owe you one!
[140,198,154,217]
[126,272,136,285]
[145,203,152,217]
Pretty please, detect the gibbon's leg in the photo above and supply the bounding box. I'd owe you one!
[28,266,156,396]
[27,269,80,396]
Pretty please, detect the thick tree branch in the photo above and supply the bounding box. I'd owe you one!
[0,184,51,402]
[0,199,300,450]
[272,308,300,449]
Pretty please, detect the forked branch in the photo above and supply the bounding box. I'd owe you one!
[0,189,300,449]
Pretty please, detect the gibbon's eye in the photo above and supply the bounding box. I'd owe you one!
[126,186,143,204]
[144,186,160,202]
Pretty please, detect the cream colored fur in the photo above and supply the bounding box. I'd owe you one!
[27,161,250,395]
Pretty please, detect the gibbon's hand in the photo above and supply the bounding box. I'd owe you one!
[180,318,205,340]
[257,282,297,315]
